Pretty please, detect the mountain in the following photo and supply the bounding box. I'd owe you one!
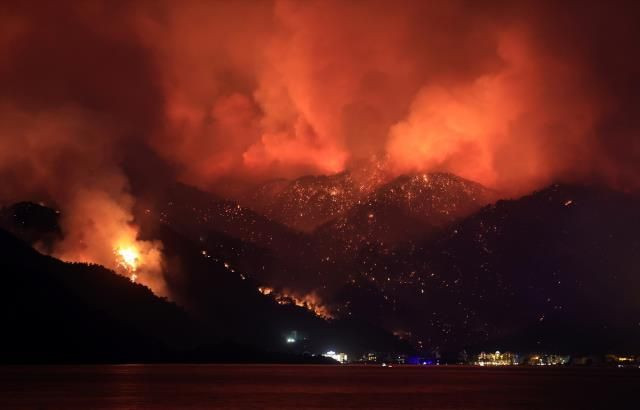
[6,176,639,359]
[1,201,408,360]
[0,226,340,364]
[145,182,303,250]
[0,227,201,363]
[136,182,320,292]
[231,172,494,294]
[0,201,61,252]
[137,204,410,356]
[315,172,494,252]
[241,161,389,232]
[335,184,640,354]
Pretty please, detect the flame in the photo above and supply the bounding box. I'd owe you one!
[258,286,273,295]
[115,244,141,281]
[48,188,167,296]
[258,286,333,320]
[109,236,166,295]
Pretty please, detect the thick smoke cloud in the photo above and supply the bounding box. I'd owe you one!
[0,0,639,291]
[0,1,166,293]
[132,0,639,193]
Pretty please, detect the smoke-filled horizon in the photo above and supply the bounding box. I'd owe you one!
[1,0,639,293]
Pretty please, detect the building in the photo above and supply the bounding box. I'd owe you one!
[527,354,570,366]
[474,351,520,366]
[323,351,348,364]
[605,354,637,367]
[363,352,378,363]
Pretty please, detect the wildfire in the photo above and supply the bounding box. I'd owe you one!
[52,200,167,296]
[115,245,140,282]
[109,237,166,295]
[258,286,333,320]
[258,286,273,295]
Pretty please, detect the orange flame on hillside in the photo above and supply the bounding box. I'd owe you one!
[51,189,168,297]
[109,234,166,295]
[114,244,141,282]
[258,286,333,320]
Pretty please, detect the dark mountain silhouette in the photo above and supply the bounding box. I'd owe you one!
[0,224,338,364]
[336,184,640,355]
[219,172,494,294]
[0,227,200,363]
[148,182,302,250]
[135,173,492,298]
[0,201,61,252]
[137,182,314,288]
[4,177,640,360]
[136,212,410,356]
[133,176,640,357]
[315,172,494,253]
[240,160,391,233]
[241,171,371,232]
[134,186,317,309]
[0,201,409,362]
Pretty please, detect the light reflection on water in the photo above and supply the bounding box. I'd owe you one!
[0,365,638,409]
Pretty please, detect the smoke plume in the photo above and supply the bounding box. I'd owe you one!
[1,0,639,291]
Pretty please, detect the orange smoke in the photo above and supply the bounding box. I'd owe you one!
[0,105,167,296]
[0,0,639,293]
[387,28,599,194]
[1,1,638,195]
[129,0,636,194]
[52,188,166,296]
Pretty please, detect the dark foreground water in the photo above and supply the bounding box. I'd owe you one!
[0,365,638,409]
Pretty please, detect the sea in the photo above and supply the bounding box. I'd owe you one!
[0,364,638,409]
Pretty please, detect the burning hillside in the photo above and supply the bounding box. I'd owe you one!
[0,0,639,338]
[258,287,333,320]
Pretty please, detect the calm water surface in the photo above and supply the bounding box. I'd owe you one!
[0,365,638,409]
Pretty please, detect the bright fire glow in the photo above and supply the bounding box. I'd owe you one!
[109,237,166,295]
[115,245,141,281]
[258,286,333,320]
